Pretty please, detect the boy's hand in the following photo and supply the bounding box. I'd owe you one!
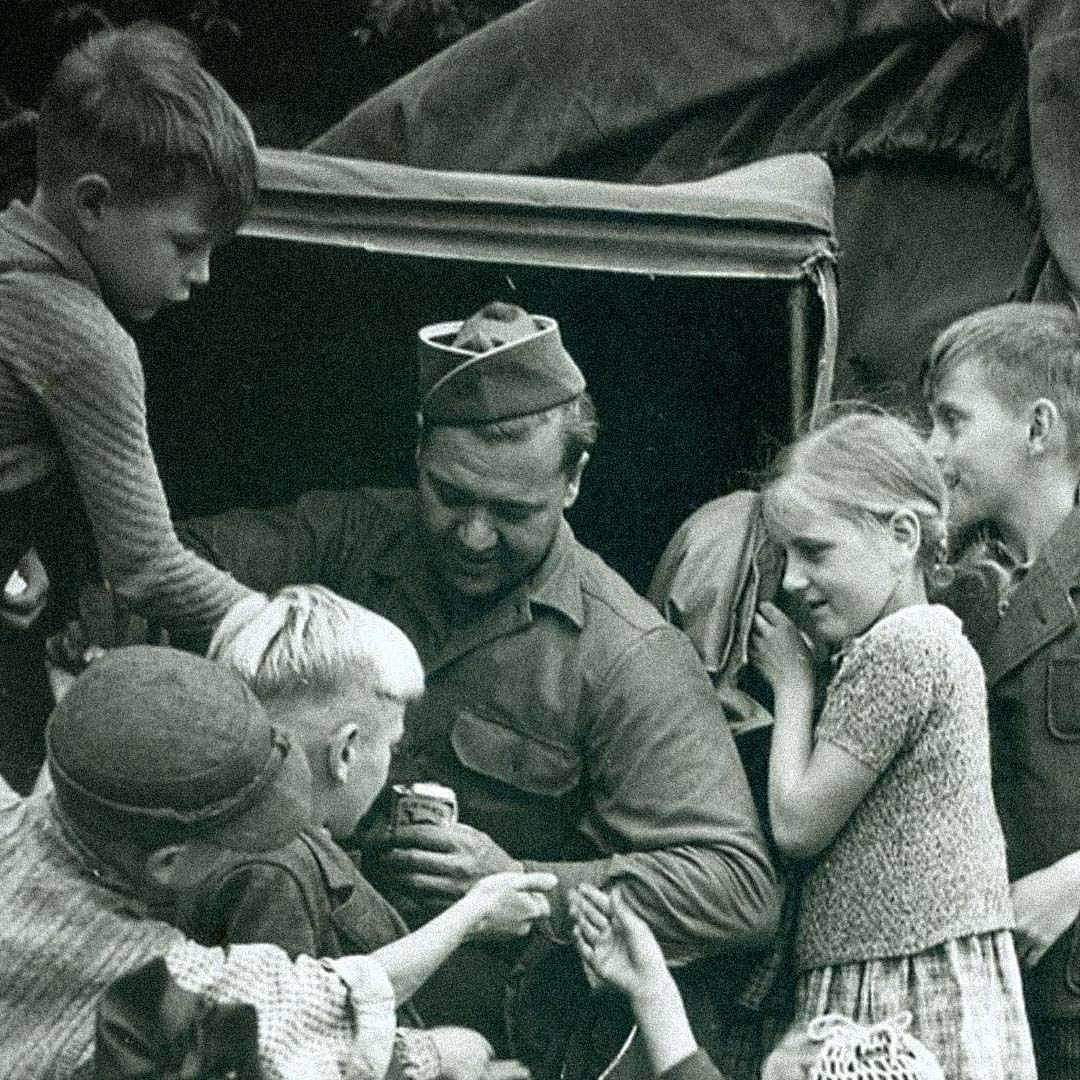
[428,1027,493,1080]
[484,1062,531,1080]
[0,549,48,631]
[750,602,816,700]
[46,581,168,675]
[1011,858,1080,967]
[0,444,58,493]
[570,885,669,1002]
[461,870,556,940]
[426,1028,533,1080]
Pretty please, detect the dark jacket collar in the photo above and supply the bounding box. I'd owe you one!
[981,505,1080,687]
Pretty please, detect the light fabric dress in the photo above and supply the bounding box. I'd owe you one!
[791,604,1035,1080]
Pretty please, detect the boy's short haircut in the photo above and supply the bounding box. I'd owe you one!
[36,21,257,239]
[208,586,425,707]
[924,302,1080,464]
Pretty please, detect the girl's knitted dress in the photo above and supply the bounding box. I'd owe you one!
[791,604,1035,1080]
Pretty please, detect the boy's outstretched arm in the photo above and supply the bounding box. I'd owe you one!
[359,870,555,1006]
[570,885,722,1080]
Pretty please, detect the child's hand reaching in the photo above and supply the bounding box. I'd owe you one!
[570,884,700,1076]
[570,884,668,1004]
[462,870,556,940]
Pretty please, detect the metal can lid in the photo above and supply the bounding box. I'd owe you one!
[407,782,457,802]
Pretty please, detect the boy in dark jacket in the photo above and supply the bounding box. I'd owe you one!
[925,302,1080,1080]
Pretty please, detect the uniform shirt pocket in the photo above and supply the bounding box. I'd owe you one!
[1047,657,1080,741]
[451,707,581,797]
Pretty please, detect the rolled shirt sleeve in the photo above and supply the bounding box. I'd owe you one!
[522,623,780,962]
[180,490,374,595]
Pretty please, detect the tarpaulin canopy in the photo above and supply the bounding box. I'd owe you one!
[252,148,836,280]
[308,0,1077,411]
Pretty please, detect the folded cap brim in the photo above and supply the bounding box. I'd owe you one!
[418,314,585,424]
[185,731,315,853]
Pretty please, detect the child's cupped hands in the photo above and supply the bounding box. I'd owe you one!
[750,601,816,698]
[570,884,667,1000]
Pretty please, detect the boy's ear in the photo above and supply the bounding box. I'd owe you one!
[72,173,112,231]
[563,451,590,510]
[326,723,360,785]
[1027,398,1060,457]
[887,508,922,560]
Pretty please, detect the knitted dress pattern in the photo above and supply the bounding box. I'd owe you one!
[791,604,1034,1080]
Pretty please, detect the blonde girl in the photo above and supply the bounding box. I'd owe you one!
[749,409,1034,1080]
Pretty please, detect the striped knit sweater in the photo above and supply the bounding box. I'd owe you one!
[0,199,253,642]
[0,794,190,1076]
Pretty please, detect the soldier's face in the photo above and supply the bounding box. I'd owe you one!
[417,422,582,603]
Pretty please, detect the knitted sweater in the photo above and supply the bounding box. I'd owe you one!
[0,200,252,642]
[795,604,1013,970]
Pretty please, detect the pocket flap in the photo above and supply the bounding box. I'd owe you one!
[451,708,581,797]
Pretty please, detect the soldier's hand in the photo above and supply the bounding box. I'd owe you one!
[381,822,524,903]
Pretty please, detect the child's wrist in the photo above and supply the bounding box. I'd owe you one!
[628,969,679,1014]
[459,896,488,938]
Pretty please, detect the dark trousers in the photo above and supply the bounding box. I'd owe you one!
[0,476,85,794]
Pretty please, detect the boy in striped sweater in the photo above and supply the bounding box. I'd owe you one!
[0,21,261,790]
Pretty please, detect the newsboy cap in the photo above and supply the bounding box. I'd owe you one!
[418,301,586,424]
[47,645,313,851]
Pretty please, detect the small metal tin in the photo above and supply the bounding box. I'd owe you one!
[392,782,459,829]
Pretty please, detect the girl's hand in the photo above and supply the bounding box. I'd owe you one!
[570,884,669,1003]
[750,602,816,700]
[461,870,556,940]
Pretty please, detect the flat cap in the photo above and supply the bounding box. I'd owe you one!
[418,301,585,424]
[47,645,313,851]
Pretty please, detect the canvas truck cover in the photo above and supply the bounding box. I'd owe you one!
[251,148,836,283]
[309,0,1080,413]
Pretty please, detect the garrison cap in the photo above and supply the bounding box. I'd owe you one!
[418,301,586,424]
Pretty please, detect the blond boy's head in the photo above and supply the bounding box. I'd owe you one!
[923,302,1080,547]
[209,586,424,840]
